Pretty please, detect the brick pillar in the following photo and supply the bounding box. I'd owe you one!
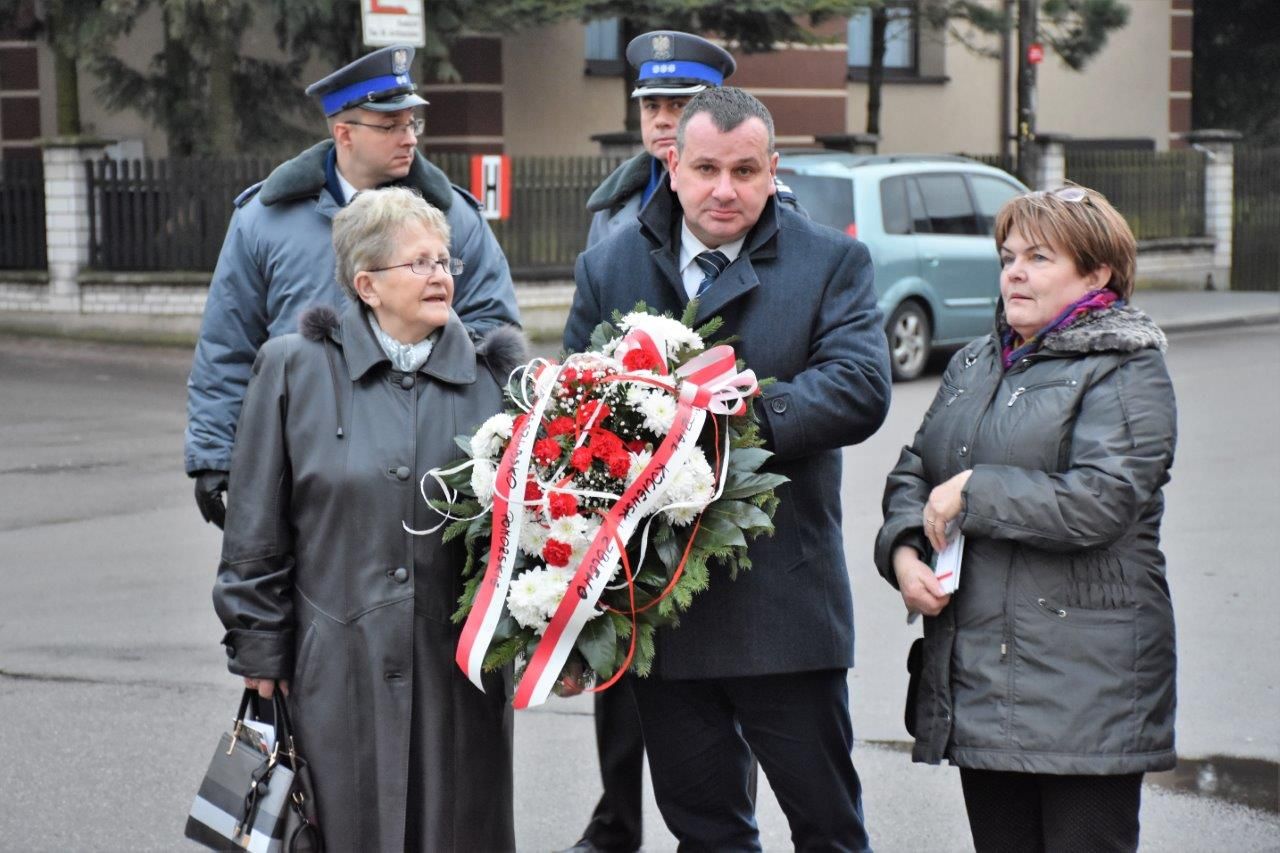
[39,138,110,311]
[1034,133,1070,190]
[1186,129,1241,290]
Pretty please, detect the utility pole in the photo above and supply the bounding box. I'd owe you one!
[1016,0,1039,186]
[999,0,1014,167]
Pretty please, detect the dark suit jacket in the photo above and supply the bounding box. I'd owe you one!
[566,187,891,679]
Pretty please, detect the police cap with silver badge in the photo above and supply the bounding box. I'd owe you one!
[305,44,429,116]
[626,31,736,98]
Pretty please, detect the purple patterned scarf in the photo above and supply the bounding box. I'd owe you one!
[1001,288,1120,369]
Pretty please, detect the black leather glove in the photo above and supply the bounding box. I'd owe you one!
[193,469,230,529]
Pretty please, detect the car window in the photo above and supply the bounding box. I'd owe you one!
[907,178,932,234]
[778,172,855,235]
[914,173,981,235]
[880,176,910,235]
[968,174,1023,234]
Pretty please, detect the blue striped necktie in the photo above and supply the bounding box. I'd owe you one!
[694,250,730,296]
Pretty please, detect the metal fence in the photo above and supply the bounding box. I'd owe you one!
[1232,146,1280,291]
[84,152,624,275]
[0,157,47,270]
[1065,149,1205,240]
[429,152,625,274]
[86,157,276,271]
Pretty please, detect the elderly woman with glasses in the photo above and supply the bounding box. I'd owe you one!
[875,185,1177,853]
[212,186,524,852]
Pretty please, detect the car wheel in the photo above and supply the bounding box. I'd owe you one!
[886,301,931,382]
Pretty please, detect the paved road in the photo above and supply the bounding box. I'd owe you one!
[0,327,1277,851]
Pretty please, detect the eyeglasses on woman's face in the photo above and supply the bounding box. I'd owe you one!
[368,256,464,277]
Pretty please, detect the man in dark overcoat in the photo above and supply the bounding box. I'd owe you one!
[564,86,891,852]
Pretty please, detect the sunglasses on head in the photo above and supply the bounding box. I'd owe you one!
[1027,186,1089,203]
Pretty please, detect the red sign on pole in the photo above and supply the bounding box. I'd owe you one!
[1027,42,1045,65]
[471,155,511,221]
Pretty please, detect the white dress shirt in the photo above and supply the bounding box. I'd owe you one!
[678,219,746,300]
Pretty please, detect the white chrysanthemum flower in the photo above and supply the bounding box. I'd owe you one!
[549,512,590,545]
[470,412,514,461]
[507,565,600,634]
[520,516,551,557]
[627,449,654,484]
[662,448,716,526]
[618,312,704,357]
[570,517,604,564]
[469,459,497,504]
[507,568,552,632]
[639,391,678,436]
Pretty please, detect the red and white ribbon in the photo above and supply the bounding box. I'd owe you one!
[513,384,707,708]
[675,345,758,415]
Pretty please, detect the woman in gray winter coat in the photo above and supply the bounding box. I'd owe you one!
[213,187,524,852]
[875,185,1177,853]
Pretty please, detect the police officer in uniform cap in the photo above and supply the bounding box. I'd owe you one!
[186,44,520,527]
[570,30,779,853]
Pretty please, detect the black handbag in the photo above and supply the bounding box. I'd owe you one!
[904,637,924,739]
[185,689,323,852]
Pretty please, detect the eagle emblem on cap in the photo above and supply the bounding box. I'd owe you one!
[392,48,409,74]
[652,34,673,60]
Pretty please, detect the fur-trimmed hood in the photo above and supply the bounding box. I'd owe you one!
[1043,303,1168,355]
[254,140,455,212]
[297,303,527,378]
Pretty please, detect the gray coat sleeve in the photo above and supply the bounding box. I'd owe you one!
[873,347,973,584]
[184,208,270,474]
[754,239,892,461]
[961,349,1177,552]
[212,337,297,679]
[446,190,521,334]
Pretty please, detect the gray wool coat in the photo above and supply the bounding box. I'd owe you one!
[213,302,525,852]
[875,304,1178,775]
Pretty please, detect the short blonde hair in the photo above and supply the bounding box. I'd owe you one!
[995,184,1137,300]
[332,186,451,301]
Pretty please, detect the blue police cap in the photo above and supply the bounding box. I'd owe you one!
[626,31,736,98]
[305,45,429,117]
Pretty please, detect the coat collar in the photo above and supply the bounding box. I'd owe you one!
[586,152,656,213]
[256,140,455,212]
[637,185,781,324]
[338,302,477,384]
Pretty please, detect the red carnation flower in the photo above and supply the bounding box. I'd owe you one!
[590,428,624,459]
[560,367,578,385]
[580,369,596,386]
[548,491,579,519]
[533,437,562,464]
[575,401,611,429]
[543,539,572,567]
[570,446,594,472]
[608,451,630,479]
[524,480,544,502]
[546,416,576,438]
[623,347,661,372]
[626,440,647,453]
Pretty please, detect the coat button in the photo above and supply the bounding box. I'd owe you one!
[770,398,787,414]
[394,466,411,480]
[399,374,414,390]
[958,445,969,456]
[391,566,409,583]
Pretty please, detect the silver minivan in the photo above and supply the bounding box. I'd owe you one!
[777,153,1028,380]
